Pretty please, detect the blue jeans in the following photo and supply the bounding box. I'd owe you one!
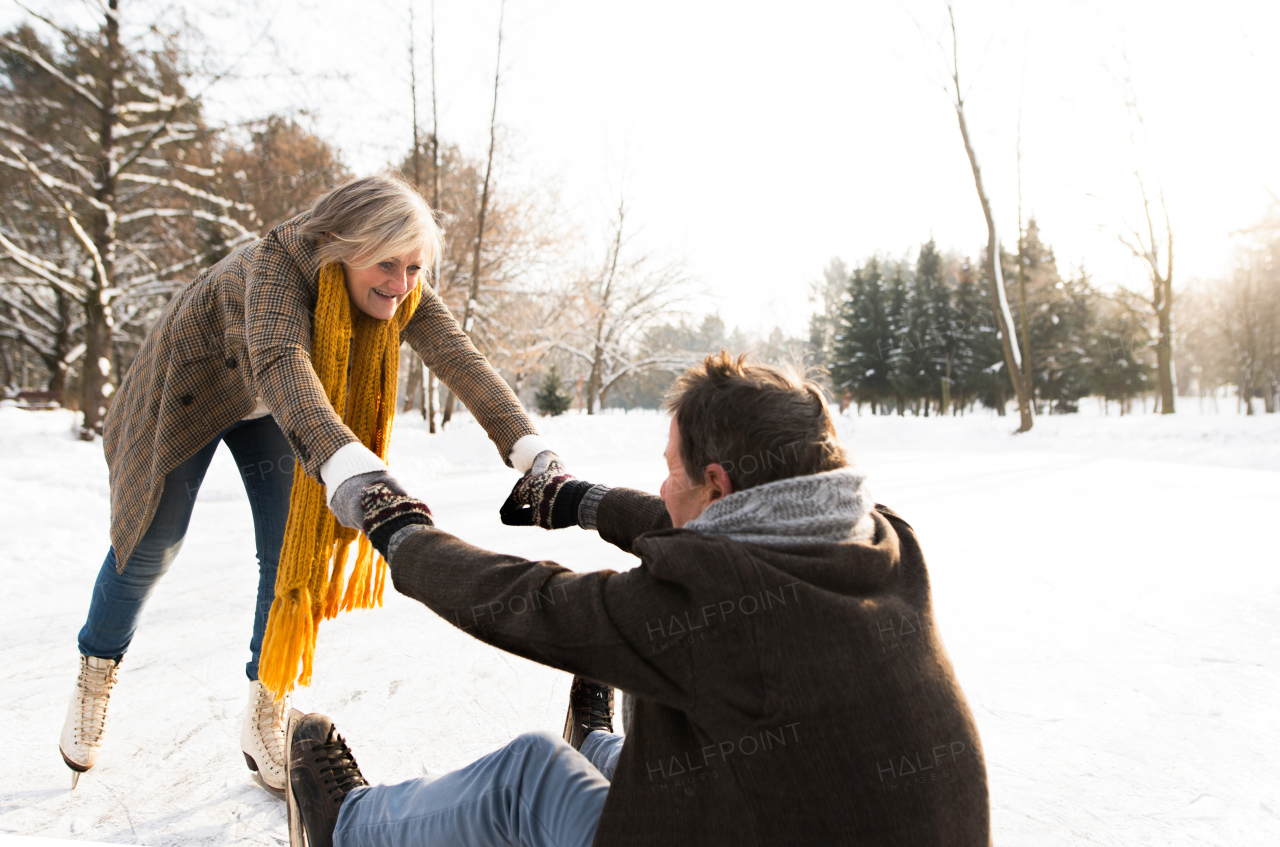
[78,415,295,680]
[334,731,627,847]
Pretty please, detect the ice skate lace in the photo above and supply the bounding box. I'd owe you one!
[576,679,613,734]
[75,661,118,747]
[315,728,368,799]
[251,686,288,767]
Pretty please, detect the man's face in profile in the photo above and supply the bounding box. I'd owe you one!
[661,417,729,528]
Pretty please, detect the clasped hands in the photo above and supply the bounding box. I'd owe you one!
[498,451,593,530]
[330,451,588,558]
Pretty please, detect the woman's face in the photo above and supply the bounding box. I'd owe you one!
[342,246,428,321]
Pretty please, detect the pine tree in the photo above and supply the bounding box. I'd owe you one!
[832,259,893,413]
[1010,221,1094,413]
[808,259,848,375]
[534,364,572,416]
[900,240,955,414]
[970,250,1013,413]
[884,260,911,414]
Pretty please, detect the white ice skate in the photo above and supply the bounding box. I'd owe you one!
[59,655,119,788]
[242,679,289,796]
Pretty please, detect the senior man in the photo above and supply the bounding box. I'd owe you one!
[285,352,991,847]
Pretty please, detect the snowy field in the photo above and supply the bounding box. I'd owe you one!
[1,401,1277,846]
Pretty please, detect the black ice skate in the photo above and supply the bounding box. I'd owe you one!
[562,674,614,751]
[285,711,368,847]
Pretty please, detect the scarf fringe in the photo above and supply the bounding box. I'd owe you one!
[258,263,416,700]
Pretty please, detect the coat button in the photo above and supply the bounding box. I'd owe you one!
[180,394,194,406]
[225,357,238,369]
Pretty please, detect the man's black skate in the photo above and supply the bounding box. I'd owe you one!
[562,675,614,750]
[286,712,368,847]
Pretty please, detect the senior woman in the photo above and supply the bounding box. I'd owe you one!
[58,176,557,793]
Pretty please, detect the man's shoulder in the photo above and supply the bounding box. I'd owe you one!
[629,508,917,593]
[628,528,778,582]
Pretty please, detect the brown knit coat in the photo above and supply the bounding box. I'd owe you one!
[103,214,536,572]
[389,488,991,846]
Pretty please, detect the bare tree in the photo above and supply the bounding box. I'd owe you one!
[441,0,505,427]
[402,1,425,418]
[219,116,348,232]
[940,4,1034,432]
[1015,96,1035,409]
[0,5,256,438]
[0,281,81,395]
[1207,269,1272,414]
[1195,203,1280,414]
[477,283,573,395]
[427,0,441,430]
[559,201,693,414]
[398,0,444,429]
[1110,90,1177,414]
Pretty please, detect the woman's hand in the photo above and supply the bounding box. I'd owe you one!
[500,460,593,529]
[330,470,406,529]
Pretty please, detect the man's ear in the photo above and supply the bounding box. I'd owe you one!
[703,463,735,502]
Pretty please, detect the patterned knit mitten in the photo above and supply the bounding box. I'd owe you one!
[500,461,593,529]
[360,482,433,558]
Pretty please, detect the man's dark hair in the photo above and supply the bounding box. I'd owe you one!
[664,351,847,492]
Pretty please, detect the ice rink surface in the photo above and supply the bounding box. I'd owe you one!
[1,402,1276,845]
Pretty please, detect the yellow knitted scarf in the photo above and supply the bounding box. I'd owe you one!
[258,262,420,699]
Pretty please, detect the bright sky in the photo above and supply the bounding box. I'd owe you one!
[15,0,1280,335]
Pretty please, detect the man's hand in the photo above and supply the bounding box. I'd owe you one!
[360,482,433,559]
[500,460,593,529]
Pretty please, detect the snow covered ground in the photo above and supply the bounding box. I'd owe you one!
[1,401,1276,845]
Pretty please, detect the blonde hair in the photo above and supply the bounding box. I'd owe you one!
[300,175,442,273]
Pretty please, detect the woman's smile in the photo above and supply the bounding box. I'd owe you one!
[343,247,429,320]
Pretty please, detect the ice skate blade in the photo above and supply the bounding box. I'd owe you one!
[251,770,285,800]
[243,751,285,799]
[285,708,305,847]
[60,748,91,790]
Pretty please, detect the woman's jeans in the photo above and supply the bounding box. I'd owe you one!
[334,730,625,847]
[77,415,295,681]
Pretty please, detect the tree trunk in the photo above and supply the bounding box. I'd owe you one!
[426,370,436,431]
[426,0,440,435]
[946,6,1032,432]
[445,0,504,428]
[0,342,12,393]
[81,300,113,435]
[48,289,72,396]
[1015,114,1035,415]
[941,353,952,415]
[585,343,602,415]
[955,105,1033,432]
[80,0,121,440]
[402,349,420,413]
[1155,289,1176,414]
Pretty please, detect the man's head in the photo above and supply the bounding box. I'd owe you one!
[659,351,847,527]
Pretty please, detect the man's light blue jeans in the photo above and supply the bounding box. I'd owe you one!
[334,730,626,847]
[77,415,295,680]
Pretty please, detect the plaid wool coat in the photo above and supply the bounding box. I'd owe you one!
[102,213,537,572]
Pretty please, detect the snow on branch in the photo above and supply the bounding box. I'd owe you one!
[117,172,254,212]
[116,207,257,242]
[0,120,100,188]
[0,37,103,110]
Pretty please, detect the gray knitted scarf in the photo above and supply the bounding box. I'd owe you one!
[684,467,874,546]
